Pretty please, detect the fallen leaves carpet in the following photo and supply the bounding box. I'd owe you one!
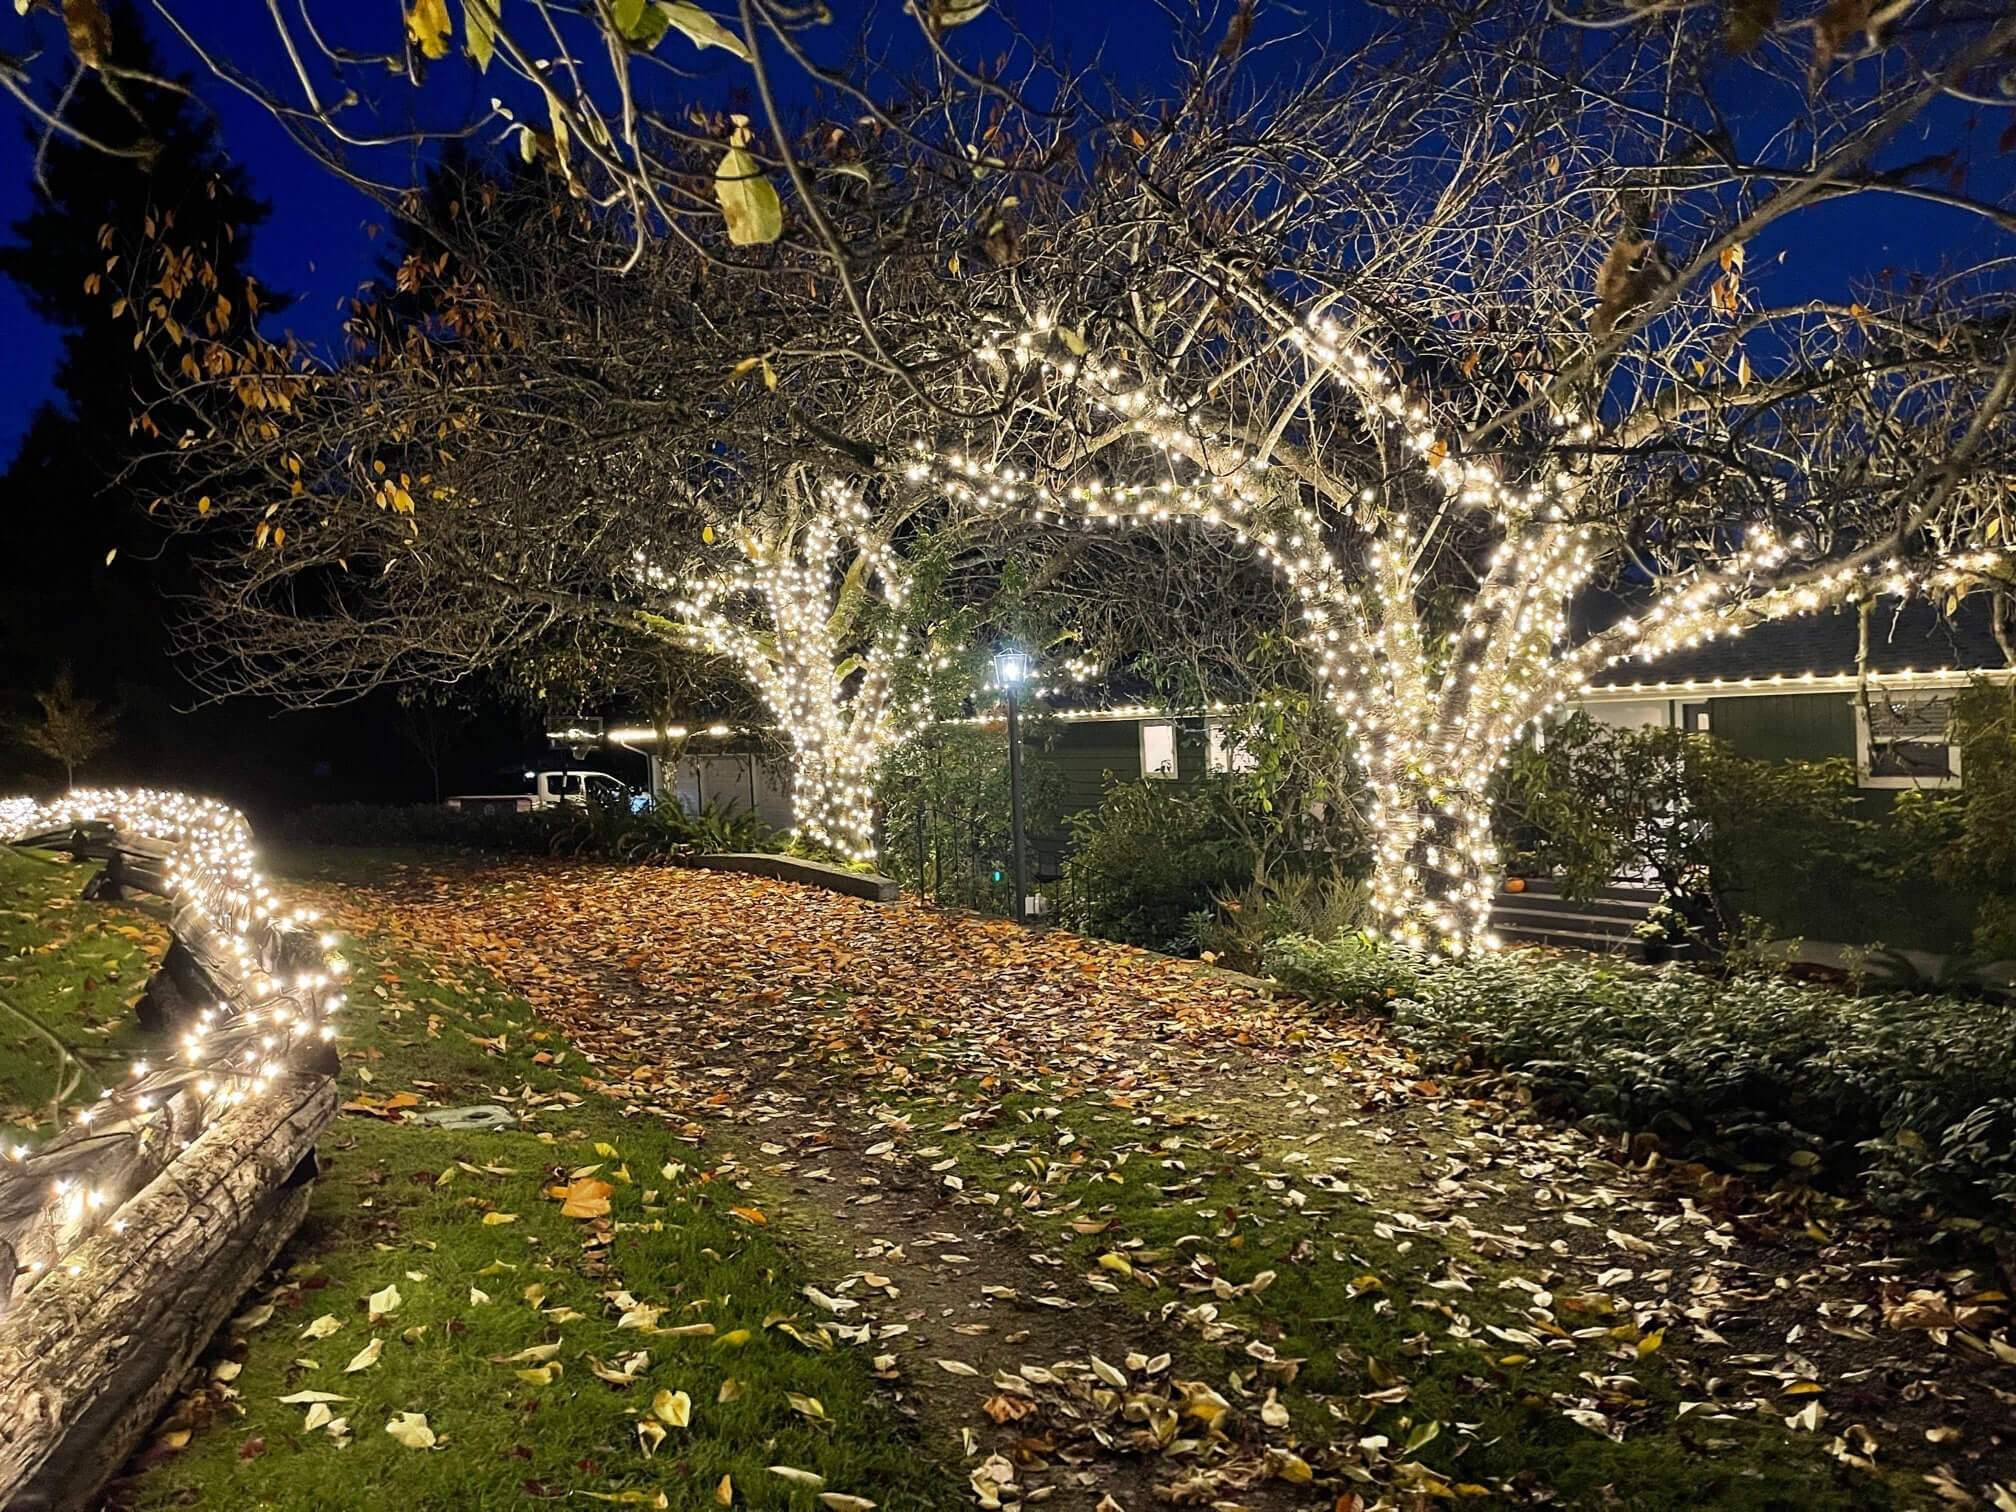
[308,857,2016,1512]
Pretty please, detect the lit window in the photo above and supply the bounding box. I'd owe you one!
[1204,720,1257,774]
[1856,693,1962,790]
[1140,721,1178,780]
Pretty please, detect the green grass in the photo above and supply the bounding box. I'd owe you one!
[866,1069,1907,1510]
[0,846,162,1141]
[0,844,955,1511]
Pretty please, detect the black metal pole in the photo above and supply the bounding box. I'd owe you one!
[1006,683,1029,924]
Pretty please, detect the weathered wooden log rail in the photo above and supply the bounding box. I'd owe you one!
[0,791,345,1512]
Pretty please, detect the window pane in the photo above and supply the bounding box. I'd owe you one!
[1869,740,1953,780]
[1141,721,1177,780]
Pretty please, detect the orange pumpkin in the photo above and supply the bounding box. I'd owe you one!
[1504,877,1526,894]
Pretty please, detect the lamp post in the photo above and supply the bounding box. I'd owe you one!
[992,650,1032,925]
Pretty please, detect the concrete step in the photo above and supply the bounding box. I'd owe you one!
[1495,895,1654,927]
[1494,921,1650,957]
[1492,904,1645,939]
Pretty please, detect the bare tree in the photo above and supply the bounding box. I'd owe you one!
[111,136,1062,858]
[112,3,2016,921]
[15,665,118,786]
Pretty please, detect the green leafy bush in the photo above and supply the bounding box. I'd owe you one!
[1493,713,1869,950]
[1059,779,1254,953]
[1263,930,1421,1005]
[876,724,1064,908]
[1200,873,1368,974]
[271,796,778,860]
[1890,682,2016,959]
[1270,937,2016,1221]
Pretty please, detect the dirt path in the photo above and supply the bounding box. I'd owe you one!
[306,856,2016,1510]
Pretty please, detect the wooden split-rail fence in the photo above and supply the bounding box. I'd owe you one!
[0,808,340,1512]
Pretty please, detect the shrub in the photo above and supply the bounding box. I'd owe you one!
[876,724,1064,907]
[1271,938,2016,1223]
[1059,779,1254,953]
[1890,682,2016,959]
[1263,930,1421,1005]
[1493,713,1870,950]
[1200,873,1368,974]
[270,796,779,860]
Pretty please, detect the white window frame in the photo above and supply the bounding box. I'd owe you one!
[1140,720,1178,780]
[1855,694,1963,790]
[1204,719,1258,775]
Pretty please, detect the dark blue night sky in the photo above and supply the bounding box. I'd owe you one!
[0,0,1206,459]
[1,0,2007,462]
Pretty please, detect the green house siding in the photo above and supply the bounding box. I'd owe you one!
[1026,718,1216,851]
[1036,721,1142,825]
[1706,693,1855,762]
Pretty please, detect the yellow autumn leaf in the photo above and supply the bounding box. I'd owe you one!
[715,1474,733,1505]
[406,0,452,58]
[550,1177,614,1219]
[652,1388,692,1427]
[464,0,497,70]
[716,144,782,246]
[385,1412,435,1449]
[482,1211,519,1225]
[659,2,751,60]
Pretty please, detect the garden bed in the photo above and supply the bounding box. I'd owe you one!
[1266,935,2016,1231]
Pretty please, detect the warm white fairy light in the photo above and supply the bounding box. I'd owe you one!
[898,310,2016,955]
[627,482,943,864]
[0,788,344,1295]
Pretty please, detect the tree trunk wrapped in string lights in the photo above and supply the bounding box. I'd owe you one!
[631,473,930,863]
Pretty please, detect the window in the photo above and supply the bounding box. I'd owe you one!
[1140,720,1178,780]
[1856,693,1962,789]
[1204,720,1258,775]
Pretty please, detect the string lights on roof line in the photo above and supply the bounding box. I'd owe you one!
[0,789,343,1289]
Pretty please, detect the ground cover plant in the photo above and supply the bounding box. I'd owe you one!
[1265,937,2016,1228]
[244,850,2016,1510]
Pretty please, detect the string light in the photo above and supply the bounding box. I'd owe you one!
[628,481,937,864]
[0,789,344,1296]
[898,312,2016,955]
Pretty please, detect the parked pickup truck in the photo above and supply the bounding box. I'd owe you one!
[445,770,631,813]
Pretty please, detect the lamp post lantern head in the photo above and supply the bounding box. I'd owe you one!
[992,650,1032,688]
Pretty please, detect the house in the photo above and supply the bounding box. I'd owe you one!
[1577,598,2011,790]
[989,601,2012,951]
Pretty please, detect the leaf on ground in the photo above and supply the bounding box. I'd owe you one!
[385,1412,436,1449]
[550,1177,614,1219]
